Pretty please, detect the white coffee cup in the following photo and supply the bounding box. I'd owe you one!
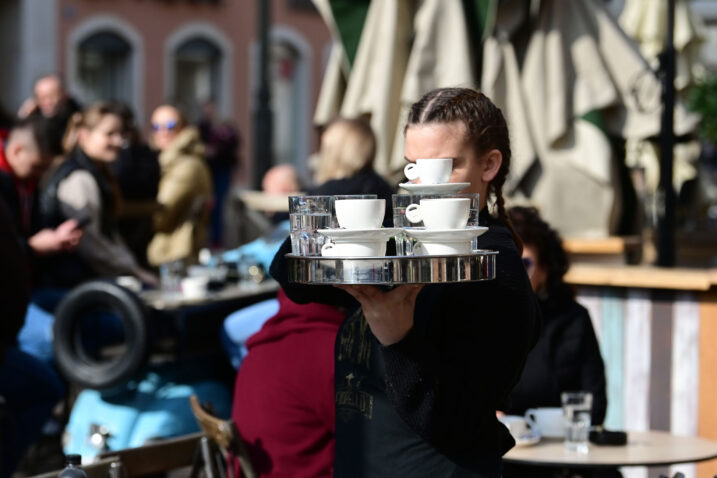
[525,407,565,438]
[334,199,385,229]
[181,276,209,299]
[413,241,472,256]
[499,415,531,440]
[403,158,453,185]
[321,240,386,257]
[405,198,470,229]
[116,276,142,293]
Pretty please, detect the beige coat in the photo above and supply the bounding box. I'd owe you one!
[148,127,213,266]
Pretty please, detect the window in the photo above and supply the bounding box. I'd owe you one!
[174,37,222,122]
[271,41,303,167]
[78,31,132,104]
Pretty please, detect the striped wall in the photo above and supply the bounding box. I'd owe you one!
[575,286,717,478]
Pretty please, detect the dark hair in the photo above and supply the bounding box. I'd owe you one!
[508,206,572,299]
[11,115,55,158]
[405,88,520,250]
[111,101,142,144]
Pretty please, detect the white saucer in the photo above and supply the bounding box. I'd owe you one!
[318,228,400,242]
[403,226,488,242]
[514,432,541,447]
[398,182,471,194]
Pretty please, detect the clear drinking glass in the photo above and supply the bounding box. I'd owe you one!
[289,195,333,256]
[392,194,422,256]
[562,391,593,453]
[159,259,184,299]
[453,193,481,250]
[392,193,480,255]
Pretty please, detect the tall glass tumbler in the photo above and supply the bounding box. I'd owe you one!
[392,194,421,256]
[289,196,333,256]
[393,193,480,255]
[452,193,481,250]
[562,391,593,453]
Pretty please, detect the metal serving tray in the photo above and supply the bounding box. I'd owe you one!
[286,250,497,285]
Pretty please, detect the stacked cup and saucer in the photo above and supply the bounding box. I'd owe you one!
[396,158,487,255]
[318,195,400,257]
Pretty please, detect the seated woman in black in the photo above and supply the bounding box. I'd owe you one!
[503,206,613,478]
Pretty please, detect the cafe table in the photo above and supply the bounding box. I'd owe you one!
[52,278,280,389]
[503,430,717,469]
[139,279,279,311]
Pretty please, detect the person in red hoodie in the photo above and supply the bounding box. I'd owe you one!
[232,289,346,477]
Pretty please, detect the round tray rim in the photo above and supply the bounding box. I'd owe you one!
[286,250,498,285]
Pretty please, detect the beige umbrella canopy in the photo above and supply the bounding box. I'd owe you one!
[312,0,478,181]
[484,0,699,237]
[311,0,698,237]
[618,0,706,204]
[620,0,706,92]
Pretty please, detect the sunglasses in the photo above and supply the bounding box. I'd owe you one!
[151,120,178,132]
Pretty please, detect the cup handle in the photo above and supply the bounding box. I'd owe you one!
[404,204,422,224]
[321,242,337,257]
[404,163,419,181]
[524,409,541,435]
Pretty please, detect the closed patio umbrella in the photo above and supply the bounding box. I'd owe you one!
[311,0,698,237]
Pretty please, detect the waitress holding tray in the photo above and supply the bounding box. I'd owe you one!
[270,88,540,477]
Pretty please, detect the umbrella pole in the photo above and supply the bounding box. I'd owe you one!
[253,0,274,190]
[657,0,677,267]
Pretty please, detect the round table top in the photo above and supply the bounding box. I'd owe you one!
[503,430,717,468]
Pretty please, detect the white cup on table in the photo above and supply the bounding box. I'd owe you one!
[524,407,565,439]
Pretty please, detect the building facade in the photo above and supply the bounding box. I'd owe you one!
[0,0,331,184]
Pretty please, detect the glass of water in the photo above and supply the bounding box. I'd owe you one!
[289,196,333,256]
[562,391,593,453]
[453,193,481,250]
[392,193,481,255]
[159,259,184,299]
[392,194,422,256]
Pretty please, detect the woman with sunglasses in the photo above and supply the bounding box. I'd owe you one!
[502,206,609,478]
[39,102,157,287]
[146,104,212,267]
[270,88,541,477]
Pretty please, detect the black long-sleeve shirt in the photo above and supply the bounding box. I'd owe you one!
[506,292,607,425]
[271,209,541,477]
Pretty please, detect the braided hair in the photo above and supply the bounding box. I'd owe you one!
[405,88,520,251]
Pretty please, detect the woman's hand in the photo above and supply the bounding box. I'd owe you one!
[335,284,423,346]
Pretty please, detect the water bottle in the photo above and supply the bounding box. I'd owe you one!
[58,454,88,478]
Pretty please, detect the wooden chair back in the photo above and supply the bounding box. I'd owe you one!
[189,394,256,478]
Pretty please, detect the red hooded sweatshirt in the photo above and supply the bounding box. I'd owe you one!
[232,289,345,477]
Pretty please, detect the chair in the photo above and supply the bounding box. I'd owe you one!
[96,432,202,476]
[27,457,124,478]
[189,394,256,478]
[28,434,202,478]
